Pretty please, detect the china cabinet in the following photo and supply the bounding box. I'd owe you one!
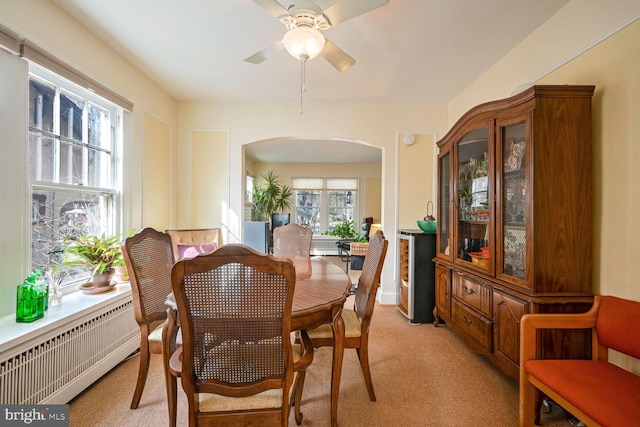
[433,85,595,380]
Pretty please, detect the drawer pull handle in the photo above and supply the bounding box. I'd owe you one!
[463,315,474,327]
[463,285,476,296]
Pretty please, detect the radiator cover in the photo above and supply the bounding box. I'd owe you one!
[310,235,342,256]
[0,291,139,404]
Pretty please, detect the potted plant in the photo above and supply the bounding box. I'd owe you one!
[251,171,293,225]
[57,233,124,287]
[324,219,360,240]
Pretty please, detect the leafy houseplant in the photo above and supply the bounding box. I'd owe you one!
[58,233,124,287]
[251,171,293,223]
[323,219,364,240]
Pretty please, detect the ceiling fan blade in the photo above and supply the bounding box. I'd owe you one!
[321,39,355,72]
[244,41,284,64]
[322,0,389,27]
[251,0,291,19]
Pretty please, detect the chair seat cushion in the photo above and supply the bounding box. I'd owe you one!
[148,323,182,345]
[525,359,640,426]
[198,344,300,412]
[306,309,362,339]
[199,385,287,412]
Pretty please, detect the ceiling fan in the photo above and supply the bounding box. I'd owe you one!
[245,0,389,72]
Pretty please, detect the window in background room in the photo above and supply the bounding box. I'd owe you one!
[293,177,357,233]
[244,173,255,221]
[29,65,121,288]
[246,173,254,203]
[295,190,321,232]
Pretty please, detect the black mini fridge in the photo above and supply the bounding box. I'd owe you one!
[397,229,436,324]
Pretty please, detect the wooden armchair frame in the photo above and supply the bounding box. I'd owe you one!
[520,295,640,427]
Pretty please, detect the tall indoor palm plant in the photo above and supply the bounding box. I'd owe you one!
[251,171,293,222]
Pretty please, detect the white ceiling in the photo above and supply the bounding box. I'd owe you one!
[53,0,569,163]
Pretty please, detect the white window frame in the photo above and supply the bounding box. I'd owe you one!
[28,63,122,290]
[292,177,358,233]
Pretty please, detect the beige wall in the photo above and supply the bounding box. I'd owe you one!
[191,130,229,230]
[447,0,640,125]
[397,133,436,229]
[364,176,382,224]
[143,113,171,230]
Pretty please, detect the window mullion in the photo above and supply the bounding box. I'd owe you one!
[53,86,60,183]
[82,100,89,186]
[34,94,44,181]
[321,179,328,231]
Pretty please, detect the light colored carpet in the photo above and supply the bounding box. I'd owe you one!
[69,257,573,426]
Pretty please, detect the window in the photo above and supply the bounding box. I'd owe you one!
[29,65,121,287]
[292,178,357,233]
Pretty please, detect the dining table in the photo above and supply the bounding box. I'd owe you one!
[163,256,352,427]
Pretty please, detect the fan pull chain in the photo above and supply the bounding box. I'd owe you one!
[299,57,308,114]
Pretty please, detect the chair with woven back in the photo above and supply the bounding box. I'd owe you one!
[272,223,313,276]
[304,230,388,401]
[168,244,314,426]
[122,227,181,426]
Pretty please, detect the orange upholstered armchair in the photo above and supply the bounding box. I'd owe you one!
[519,295,640,427]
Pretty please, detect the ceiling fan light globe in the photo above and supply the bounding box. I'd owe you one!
[282,27,326,61]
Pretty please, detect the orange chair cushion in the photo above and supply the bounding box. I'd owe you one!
[525,359,640,427]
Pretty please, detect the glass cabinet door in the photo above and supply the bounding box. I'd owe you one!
[437,152,451,258]
[456,127,490,271]
[499,120,527,282]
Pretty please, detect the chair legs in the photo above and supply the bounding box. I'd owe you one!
[291,371,306,425]
[165,367,178,427]
[130,339,151,409]
[519,373,537,427]
[356,344,376,401]
[163,313,181,427]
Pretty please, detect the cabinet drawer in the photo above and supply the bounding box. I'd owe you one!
[452,272,492,317]
[452,299,492,353]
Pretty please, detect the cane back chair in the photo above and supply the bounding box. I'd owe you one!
[169,244,313,426]
[122,227,181,424]
[305,230,388,401]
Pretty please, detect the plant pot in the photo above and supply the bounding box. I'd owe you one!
[92,269,115,287]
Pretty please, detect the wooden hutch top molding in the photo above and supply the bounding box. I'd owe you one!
[439,85,596,148]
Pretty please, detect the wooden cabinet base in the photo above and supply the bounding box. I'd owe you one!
[435,263,593,381]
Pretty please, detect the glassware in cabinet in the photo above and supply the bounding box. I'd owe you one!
[499,121,527,282]
[455,127,490,271]
[437,152,451,257]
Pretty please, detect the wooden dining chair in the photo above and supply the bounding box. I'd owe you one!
[168,244,313,426]
[272,223,312,258]
[122,227,181,425]
[304,230,388,401]
[166,228,223,260]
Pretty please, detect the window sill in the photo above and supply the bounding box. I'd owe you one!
[0,282,132,355]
